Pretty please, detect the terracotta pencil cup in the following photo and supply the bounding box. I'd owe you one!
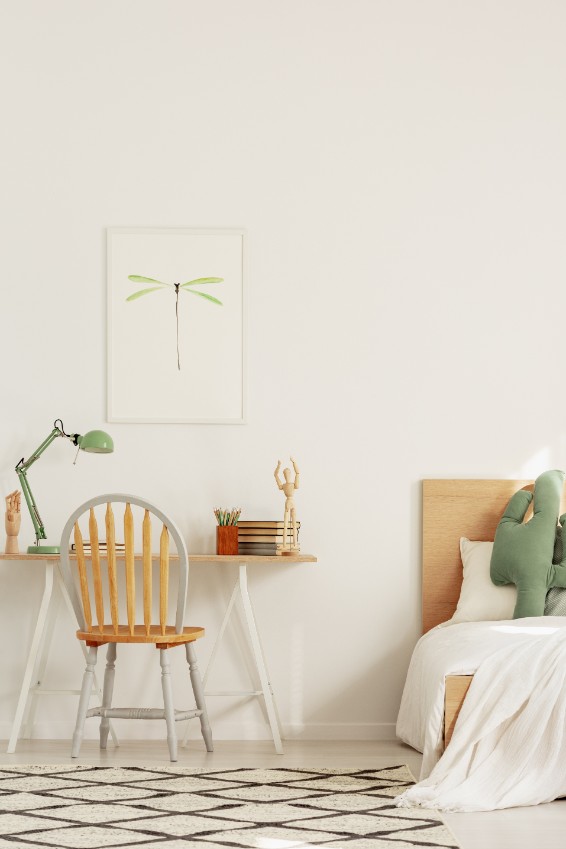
[216,525,238,555]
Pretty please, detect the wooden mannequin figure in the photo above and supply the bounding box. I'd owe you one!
[5,490,21,555]
[274,457,300,555]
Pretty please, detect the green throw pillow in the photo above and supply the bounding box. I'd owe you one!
[490,469,566,618]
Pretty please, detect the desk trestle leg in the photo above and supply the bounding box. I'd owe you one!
[238,562,283,754]
[7,562,118,754]
[7,563,56,754]
[182,561,283,754]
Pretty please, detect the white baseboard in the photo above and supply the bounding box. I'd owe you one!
[0,720,397,743]
[282,723,397,741]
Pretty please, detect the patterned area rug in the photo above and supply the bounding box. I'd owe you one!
[0,764,460,848]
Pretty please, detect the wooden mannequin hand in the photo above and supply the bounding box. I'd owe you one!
[5,491,21,515]
[5,491,21,534]
[5,512,21,536]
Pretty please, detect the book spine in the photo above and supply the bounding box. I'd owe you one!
[238,549,280,555]
[238,521,301,529]
[238,535,296,543]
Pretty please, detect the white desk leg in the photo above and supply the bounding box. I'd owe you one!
[21,585,61,739]
[7,561,56,754]
[238,562,283,754]
[58,569,119,748]
[203,577,240,690]
[182,564,283,752]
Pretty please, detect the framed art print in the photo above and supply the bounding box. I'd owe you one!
[107,228,246,423]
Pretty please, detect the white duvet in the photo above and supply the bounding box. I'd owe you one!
[396,616,566,811]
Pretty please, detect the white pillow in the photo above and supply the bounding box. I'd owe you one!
[448,538,517,624]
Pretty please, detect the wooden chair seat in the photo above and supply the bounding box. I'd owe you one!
[59,494,213,762]
[77,625,205,645]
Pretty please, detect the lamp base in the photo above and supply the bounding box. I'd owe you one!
[27,545,60,554]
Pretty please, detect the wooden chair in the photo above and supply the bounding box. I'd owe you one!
[59,494,213,762]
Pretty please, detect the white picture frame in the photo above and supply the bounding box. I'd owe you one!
[107,228,246,424]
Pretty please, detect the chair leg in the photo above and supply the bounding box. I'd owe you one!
[186,642,213,752]
[100,643,117,750]
[72,645,98,758]
[160,649,178,762]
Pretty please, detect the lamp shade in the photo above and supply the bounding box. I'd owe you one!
[78,430,114,454]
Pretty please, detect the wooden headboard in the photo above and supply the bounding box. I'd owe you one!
[422,479,534,633]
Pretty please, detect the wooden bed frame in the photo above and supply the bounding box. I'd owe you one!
[421,479,566,746]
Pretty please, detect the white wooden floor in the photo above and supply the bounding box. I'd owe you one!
[1,738,565,849]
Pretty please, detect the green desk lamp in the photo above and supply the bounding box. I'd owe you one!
[15,419,114,554]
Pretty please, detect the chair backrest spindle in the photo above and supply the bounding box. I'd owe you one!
[74,522,92,631]
[89,508,104,633]
[124,503,135,636]
[105,503,119,634]
[160,524,169,636]
[143,509,152,636]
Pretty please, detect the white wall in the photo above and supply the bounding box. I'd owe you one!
[1,0,566,743]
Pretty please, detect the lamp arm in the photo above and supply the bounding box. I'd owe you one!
[16,427,62,473]
[17,467,46,544]
[15,427,63,546]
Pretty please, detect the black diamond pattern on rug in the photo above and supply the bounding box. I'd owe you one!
[0,765,460,848]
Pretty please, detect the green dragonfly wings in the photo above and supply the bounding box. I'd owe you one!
[126,275,224,305]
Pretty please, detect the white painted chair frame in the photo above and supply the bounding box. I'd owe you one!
[59,493,213,762]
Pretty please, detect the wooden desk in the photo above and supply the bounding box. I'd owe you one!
[0,553,317,755]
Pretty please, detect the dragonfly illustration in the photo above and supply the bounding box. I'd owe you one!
[126,274,224,370]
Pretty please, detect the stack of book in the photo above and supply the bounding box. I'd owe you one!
[71,542,126,556]
[238,521,300,555]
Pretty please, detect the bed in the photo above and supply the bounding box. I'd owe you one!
[422,478,566,742]
[395,478,566,810]
[425,479,526,745]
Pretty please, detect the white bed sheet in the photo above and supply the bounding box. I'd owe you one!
[396,615,566,778]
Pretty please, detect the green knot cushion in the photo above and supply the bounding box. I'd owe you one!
[490,469,566,618]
